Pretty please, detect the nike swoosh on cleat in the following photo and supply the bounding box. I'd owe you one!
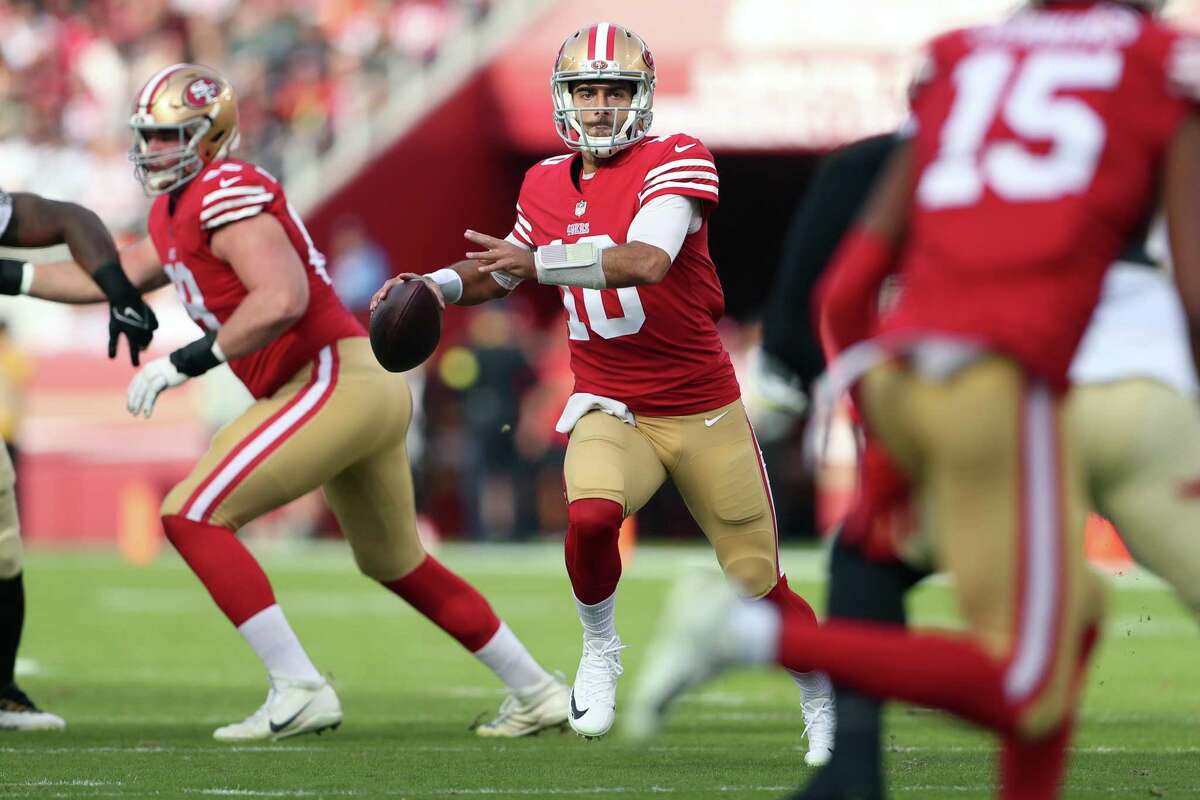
[704,410,730,427]
[569,693,589,720]
[269,698,314,733]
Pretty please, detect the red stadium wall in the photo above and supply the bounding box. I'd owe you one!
[305,78,528,305]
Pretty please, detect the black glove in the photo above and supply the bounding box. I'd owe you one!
[94,261,158,366]
[169,331,224,377]
[0,258,27,295]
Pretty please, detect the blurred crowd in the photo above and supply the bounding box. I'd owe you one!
[0,0,493,233]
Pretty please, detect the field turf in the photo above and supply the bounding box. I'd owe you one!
[1,542,1197,799]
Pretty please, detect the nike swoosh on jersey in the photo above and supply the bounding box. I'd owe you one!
[674,143,697,153]
[570,692,589,720]
[220,176,243,188]
[269,698,314,733]
[704,410,730,427]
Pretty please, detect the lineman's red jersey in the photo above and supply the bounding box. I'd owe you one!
[147,158,364,398]
[882,2,1200,386]
[509,133,739,415]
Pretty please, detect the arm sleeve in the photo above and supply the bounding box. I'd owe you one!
[626,194,701,262]
[760,133,899,385]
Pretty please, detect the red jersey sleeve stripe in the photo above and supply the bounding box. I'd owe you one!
[202,185,271,206]
[202,204,269,231]
[511,224,535,247]
[643,170,720,189]
[199,193,274,223]
[638,181,719,205]
[644,158,717,182]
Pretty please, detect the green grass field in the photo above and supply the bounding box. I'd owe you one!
[0,542,1197,799]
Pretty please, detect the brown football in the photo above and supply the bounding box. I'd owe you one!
[369,279,443,373]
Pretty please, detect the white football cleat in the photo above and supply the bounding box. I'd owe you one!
[625,572,744,741]
[801,691,836,767]
[213,677,342,742]
[568,635,625,738]
[475,674,569,737]
[0,684,65,732]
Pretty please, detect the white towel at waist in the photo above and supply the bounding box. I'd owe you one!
[554,392,637,434]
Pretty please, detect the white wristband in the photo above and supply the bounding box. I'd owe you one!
[211,338,227,364]
[18,262,33,295]
[534,243,606,290]
[429,268,464,304]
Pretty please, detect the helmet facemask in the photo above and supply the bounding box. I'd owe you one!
[552,73,654,158]
[129,117,213,196]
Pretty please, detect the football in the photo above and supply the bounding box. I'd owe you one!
[369,278,443,373]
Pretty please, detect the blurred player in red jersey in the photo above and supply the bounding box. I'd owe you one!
[8,64,569,741]
[372,23,834,754]
[627,1,1200,797]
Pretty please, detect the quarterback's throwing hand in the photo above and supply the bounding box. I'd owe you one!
[370,273,445,314]
[127,356,189,419]
[465,230,535,280]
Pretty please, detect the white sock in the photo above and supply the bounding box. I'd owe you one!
[790,669,833,703]
[726,599,781,666]
[575,592,617,641]
[473,622,552,695]
[237,604,323,684]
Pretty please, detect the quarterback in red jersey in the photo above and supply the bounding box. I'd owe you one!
[372,23,834,754]
[627,2,1200,797]
[19,64,568,741]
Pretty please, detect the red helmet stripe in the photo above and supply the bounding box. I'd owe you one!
[587,25,599,62]
[605,24,616,61]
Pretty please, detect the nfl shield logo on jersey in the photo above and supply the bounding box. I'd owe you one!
[575,200,587,217]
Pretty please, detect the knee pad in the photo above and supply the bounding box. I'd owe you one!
[567,498,623,540]
[721,553,778,598]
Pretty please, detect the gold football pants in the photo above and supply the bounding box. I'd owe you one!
[162,337,425,582]
[564,399,782,597]
[861,357,1104,739]
[1070,379,1200,617]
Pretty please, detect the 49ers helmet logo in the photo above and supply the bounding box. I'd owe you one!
[183,78,221,108]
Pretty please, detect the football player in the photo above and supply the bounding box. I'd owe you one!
[1,64,568,740]
[371,23,835,756]
[0,189,155,730]
[626,2,1200,798]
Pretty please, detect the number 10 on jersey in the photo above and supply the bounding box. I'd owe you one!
[556,234,647,341]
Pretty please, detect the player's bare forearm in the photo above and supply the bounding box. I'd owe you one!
[598,242,671,287]
[452,260,513,305]
[27,238,168,304]
[2,194,119,274]
[215,286,308,361]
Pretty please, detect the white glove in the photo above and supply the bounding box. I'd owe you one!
[126,356,189,418]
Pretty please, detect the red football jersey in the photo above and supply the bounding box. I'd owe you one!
[147,158,364,398]
[509,133,740,415]
[882,2,1200,385]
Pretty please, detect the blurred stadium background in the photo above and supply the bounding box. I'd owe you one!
[2,0,1199,559]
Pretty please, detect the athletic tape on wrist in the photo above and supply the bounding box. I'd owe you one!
[429,268,464,304]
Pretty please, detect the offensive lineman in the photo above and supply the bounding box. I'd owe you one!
[627,2,1200,798]
[4,64,568,740]
[0,189,157,730]
[372,23,835,757]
